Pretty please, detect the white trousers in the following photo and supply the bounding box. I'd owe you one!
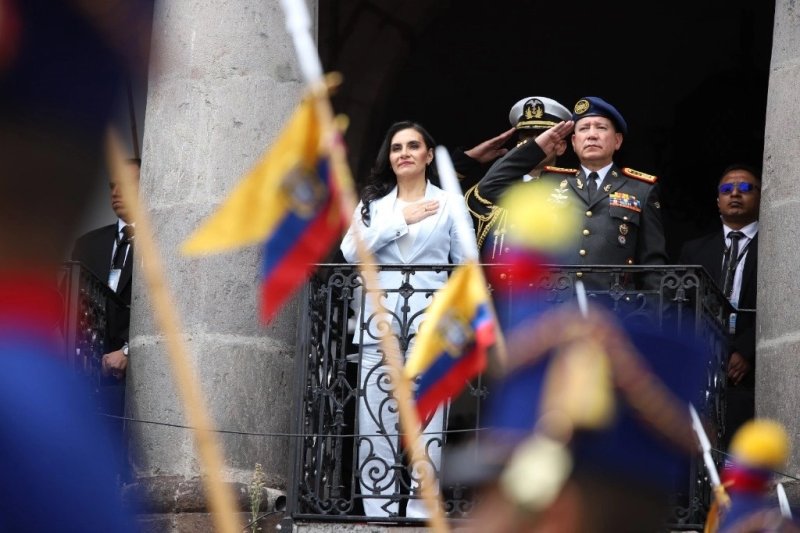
[357,342,445,518]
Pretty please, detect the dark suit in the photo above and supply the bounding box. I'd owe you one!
[71,222,133,477]
[679,228,757,443]
[466,139,667,288]
[71,223,133,353]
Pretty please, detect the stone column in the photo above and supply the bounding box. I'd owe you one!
[757,0,800,494]
[126,0,315,524]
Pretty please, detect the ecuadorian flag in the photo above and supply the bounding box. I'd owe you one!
[182,98,343,321]
[405,262,495,422]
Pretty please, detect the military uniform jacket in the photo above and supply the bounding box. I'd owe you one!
[469,140,667,285]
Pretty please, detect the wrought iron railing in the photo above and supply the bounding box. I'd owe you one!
[58,261,127,389]
[287,264,737,529]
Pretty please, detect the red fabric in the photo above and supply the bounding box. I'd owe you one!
[484,250,550,292]
[0,273,63,330]
[259,186,344,322]
[722,464,772,494]
[0,0,22,69]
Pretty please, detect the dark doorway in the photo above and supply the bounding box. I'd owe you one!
[321,0,775,259]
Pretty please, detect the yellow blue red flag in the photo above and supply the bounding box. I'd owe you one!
[405,262,495,422]
[182,98,343,321]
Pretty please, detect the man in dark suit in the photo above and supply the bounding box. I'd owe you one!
[473,96,667,287]
[72,158,140,381]
[680,164,761,445]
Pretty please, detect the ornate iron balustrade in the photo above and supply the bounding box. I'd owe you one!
[59,261,127,389]
[287,264,737,529]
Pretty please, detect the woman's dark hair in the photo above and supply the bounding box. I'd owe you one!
[360,121,438,226]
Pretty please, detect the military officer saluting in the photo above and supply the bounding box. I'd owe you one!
[465,96,572,260]
[476,96,667,287]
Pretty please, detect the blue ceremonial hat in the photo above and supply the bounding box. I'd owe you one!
[572,96,628,135]
[443,306,710,501]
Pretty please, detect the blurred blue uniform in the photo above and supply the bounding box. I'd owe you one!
[443,297,712,532]
[0,0,151,530]
[0,319,138,532]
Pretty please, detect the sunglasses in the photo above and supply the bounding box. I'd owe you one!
[718,182,759,194]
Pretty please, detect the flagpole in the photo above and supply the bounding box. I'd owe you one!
[278,1,450,530]
[311,82,452,533]
[434,147,508,368]
[106,130,241,533]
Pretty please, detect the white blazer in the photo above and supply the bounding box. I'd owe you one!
[340,181,475,344]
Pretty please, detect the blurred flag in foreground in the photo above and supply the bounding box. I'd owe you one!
[182,98,343,321]
[484,179,582,330]
[405,262,495,422]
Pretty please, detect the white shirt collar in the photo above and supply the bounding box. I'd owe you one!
[117,219,135,232]
[722,220,758,240]
[580,163,614,186]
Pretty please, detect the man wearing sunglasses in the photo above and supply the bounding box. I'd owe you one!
[679,164,761,446]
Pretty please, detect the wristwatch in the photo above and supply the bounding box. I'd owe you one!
[122,342,129,357]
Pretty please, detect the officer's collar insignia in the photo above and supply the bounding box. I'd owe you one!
[574,99,590,115]
[611,170,618,177]
[603,183,612,192]
[523,98,545,120]
[576,178,584,189]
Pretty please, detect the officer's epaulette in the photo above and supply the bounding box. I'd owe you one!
[622,167,658,184]
[543,165,578,175]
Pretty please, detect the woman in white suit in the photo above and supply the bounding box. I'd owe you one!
[340,121,474,518]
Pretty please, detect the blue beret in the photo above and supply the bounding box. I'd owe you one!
[572,96,628,135]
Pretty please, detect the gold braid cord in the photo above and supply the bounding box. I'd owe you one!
[465,184,507,249]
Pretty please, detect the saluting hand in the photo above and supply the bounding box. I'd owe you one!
[403,200,439,225]
[535,120,574,157]
[464,127,515,163]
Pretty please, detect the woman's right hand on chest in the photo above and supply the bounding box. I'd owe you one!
[403,200,439,225]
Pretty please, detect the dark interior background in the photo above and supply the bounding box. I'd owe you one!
[320,0,775,260]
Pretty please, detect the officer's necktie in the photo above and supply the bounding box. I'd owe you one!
[587,171,599,203]
[112,225,135,269]
[721,230,744,298]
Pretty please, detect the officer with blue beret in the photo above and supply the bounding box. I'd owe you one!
[474,96,667,288]
[465,96,573,260]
